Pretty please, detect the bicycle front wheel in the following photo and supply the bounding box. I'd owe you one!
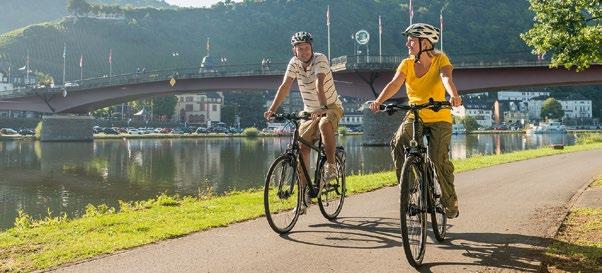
[318,148,346,219]
[399,157,427,268]
[264,154,301,234]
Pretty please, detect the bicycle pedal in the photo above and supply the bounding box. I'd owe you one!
[309,186,319,198]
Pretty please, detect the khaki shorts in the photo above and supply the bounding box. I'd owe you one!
[298,104,344,143]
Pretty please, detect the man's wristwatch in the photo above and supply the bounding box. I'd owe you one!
[321,104,328,110]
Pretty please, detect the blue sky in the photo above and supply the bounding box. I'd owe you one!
[164,0,239,8]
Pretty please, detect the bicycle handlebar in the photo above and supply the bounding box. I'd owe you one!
[270,112,312,122]
[376,98,452,113]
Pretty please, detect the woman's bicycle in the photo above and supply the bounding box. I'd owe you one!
[264,112,346,234]
[379,98,451,267]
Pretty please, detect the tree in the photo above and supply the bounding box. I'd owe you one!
[34,71,54,86]
[540,98,565,120]
[460,115,480,132]
[521,0,601,71]
[152,95,177,119]
[67,0,91,15]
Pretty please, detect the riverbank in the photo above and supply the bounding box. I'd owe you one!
[1,142,602,272]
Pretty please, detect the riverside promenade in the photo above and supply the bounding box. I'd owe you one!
[48,149,602,273]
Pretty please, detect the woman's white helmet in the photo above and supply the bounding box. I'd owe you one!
[403,23,440,44]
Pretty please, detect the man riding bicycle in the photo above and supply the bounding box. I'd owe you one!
[264,32,344,211]
[369,23,462,218]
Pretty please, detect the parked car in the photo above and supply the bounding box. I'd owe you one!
[128,128,143,135]
[0,128,19,135]
[102,128,119,135]
[64,82,80,88]
[18,129,35,135]
[195,127,208,134]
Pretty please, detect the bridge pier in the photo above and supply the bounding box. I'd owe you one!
[38,115,94,142]
[361,104,403,146]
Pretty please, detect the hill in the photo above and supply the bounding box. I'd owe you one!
[0,0,174,33]
[0,0,535,81]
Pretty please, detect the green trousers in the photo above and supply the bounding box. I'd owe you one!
[390,117,458,211]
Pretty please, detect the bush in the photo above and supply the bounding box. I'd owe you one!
[242,127,259,137]
[338,126,348,136]
[576,133,602,145]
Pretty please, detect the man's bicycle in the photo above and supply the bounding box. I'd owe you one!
[264,112,346,234]
[379,99,451,267]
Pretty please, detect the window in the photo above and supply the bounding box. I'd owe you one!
[186,96,193,102]
[212,105,217,112]
[185,104,193,111]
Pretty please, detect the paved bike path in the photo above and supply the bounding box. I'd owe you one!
[47,149,602,273]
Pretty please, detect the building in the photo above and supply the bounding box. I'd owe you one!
[463,96,494,128]
[497,91,550,101]
[561,94,592,119]
[528,94,592,122]
[174,92,224,127]
[339,96,364,130]
[0,71,14,92]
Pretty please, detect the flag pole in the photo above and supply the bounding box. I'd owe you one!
[80,54,83,82]
[409,0,414,25]
[109,48,112,84]
[378,15,382,63]
[327,5,331,61]
[440,8,444,52]
[26,51,30,85]
[62,43,66,86]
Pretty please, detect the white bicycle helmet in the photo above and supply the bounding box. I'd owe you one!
[290,32,313,46]
[403,23,440,44]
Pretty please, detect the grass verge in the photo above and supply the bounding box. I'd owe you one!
[544,172,602,273]
[1,142,601,272]
[544,208,602,272]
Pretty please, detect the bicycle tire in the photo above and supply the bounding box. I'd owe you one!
[318,148,346,219]
[264,154,301,234]
[428,164,447,242]
[399,156,427,267]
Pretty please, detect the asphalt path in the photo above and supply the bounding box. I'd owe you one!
[47,149,602,273]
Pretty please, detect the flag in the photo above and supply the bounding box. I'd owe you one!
[378,15,383,35]
[62,89,67,97]
[79,54,83,68]
[108,49,112,64]
[409,0,414,23]
[63,44,66,59]
[326,5,330,26]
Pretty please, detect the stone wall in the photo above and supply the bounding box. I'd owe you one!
[361,107,404,146]
[39,115,94,142]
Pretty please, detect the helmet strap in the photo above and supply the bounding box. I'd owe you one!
[414,38,434,63]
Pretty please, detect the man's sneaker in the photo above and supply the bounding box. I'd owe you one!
[323,162,338,182]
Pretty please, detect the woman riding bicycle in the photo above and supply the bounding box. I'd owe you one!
[369,23,462,219]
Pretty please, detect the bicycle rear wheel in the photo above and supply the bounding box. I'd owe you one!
[399,157,427,267]
[318,148,346,219]
[264,154,301,234]
[428,164,447,242]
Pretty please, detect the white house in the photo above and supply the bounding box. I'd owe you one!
[174,92,223,126]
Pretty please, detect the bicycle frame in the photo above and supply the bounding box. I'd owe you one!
[284,116,327,198]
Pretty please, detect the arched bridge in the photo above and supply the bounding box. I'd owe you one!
[1,55,600,113]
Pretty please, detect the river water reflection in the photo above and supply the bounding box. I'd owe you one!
[0,133,575,229]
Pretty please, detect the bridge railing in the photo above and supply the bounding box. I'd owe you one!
[0,54,556,99]
[331,54,551,71]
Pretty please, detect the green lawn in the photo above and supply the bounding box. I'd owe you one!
[1,142,601,272]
